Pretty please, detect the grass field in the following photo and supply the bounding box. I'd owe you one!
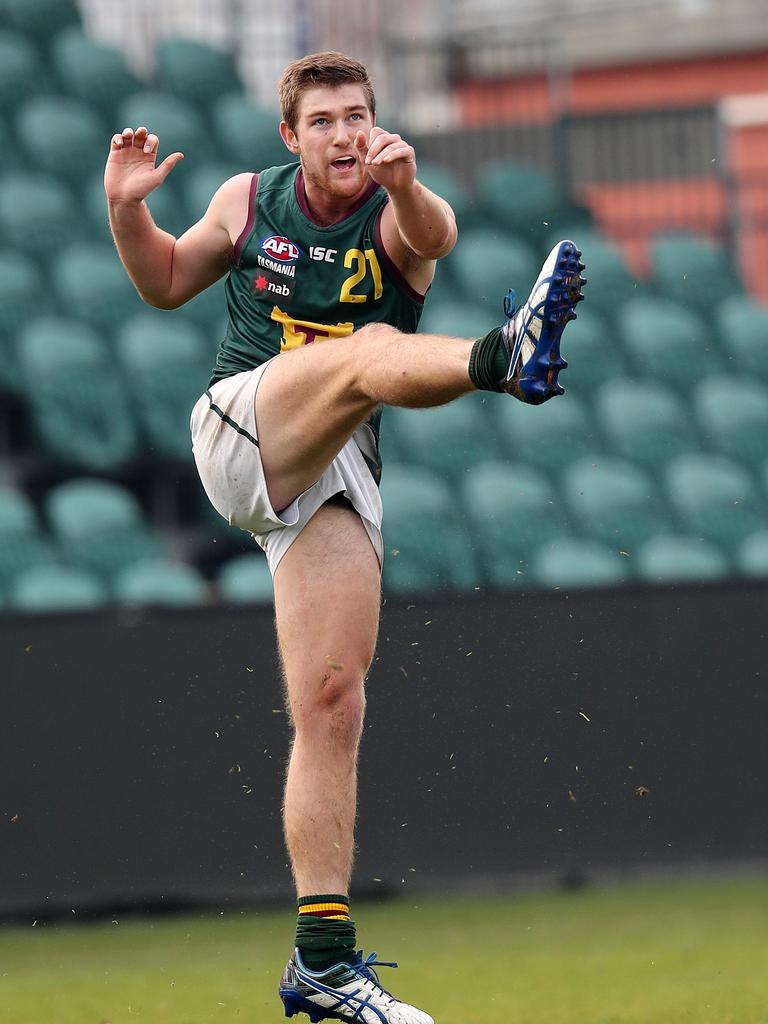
[1,875,766,1024]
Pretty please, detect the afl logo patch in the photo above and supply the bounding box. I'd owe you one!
[260,235,302,263]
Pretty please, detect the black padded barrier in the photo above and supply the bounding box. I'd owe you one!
[2,581,766,918]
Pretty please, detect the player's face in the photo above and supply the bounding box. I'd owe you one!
[284,84,374,199]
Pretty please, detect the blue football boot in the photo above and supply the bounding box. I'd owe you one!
[502,238,586,404]
[279,947,434,1023]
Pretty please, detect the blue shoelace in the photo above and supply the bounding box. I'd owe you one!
[353,951,398,996]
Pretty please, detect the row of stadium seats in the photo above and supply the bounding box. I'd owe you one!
[382,378,768,480]
[0,480,272,612]
[0,90,289,186]
[0,230,757,388]
[4,439,768,610]
[0,554,274,614]
[431,225,742,326]
[0,15,245,121]
[1,310,218,468]
[378,454,768,590]
[383,526,768,595]
[6,314,768,478]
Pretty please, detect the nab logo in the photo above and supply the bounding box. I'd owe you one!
[260,235,301,263]
[254,270,295,301]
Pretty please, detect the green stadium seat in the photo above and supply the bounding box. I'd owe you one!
[495,392,599,473]
[533,537,630,589]
[693,377,768,470]
[380,464,479,593]
[594,379,698,470]
[444,229,539,317]
[416,161,478,230]
[0,173,83,264]
[155,38,242,109]
[619,296,723,383]
[635,533,729,584]
[477,160,582,241]
[0,249,47,392]
[116,92,208,186]
[553,307,627,396]
[8,564,107,613]
[82,171,112,243]
[0,31,47,115]
[417,299,497,338]
[664,453,765,549]
[378,418,402,465]
[176,278,228,339]
[116,312,210,460]
[17,316,138,470]
[460,460,570,588]
[218,553,273,605]
[650,232,740,311]
[45,478,164,582]
[146,177,192,239]
[0,487,57,588]
[384,394,500,481]
[52,242,144,337]
[83,169,190,243]
[0,113,23,174]
[736,531,768,578]
[50,28,143,120]
[423,254,462,304]
[113,558,208,607]
[0,0,80,47]
[563,455,671,552]
[212,93,294,172]
[716,295,768,381]
[16,96,107,189]
[182,162,241,223]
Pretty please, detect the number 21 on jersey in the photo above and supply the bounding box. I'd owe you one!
[340,247,383,304]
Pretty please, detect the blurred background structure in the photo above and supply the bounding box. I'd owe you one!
[2,0,768,607]
[1,0,767,917]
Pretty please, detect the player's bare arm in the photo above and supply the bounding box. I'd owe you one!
[105,126,249,309]
[356,126,457,292]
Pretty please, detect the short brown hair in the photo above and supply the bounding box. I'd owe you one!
[278,52,376,131]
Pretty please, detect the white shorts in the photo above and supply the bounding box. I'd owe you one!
[190,363,384,576]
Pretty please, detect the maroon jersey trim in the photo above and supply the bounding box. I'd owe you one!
[295,168,380,225]
[234,173,259,266]
[373,204,426,305]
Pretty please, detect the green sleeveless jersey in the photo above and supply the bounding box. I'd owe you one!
[211,163,425,386]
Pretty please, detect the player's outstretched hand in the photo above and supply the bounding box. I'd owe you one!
[355,126,416,194]
[104,126,184,204]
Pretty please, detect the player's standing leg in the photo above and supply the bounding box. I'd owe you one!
[275,501,434,1023]
[276,501,378,905]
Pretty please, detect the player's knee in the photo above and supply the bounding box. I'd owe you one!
[351,322,400,398]
[354,322,399,346]
[291,667,366,739]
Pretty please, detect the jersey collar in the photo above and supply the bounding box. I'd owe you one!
[295,167,380,226]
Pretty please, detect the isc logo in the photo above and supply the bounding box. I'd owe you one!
[310,245,337,263]
[260,235,301,262]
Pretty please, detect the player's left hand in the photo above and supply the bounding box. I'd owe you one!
[354,127,416,194]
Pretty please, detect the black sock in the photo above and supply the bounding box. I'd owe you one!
[468,326,509,392]
[295,894,357,971]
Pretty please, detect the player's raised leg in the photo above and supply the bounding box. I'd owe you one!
[274,501,434,1024]
[256,239,587,512]
[256,325,476,511]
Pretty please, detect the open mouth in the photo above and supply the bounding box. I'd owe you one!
[331,156,356,170]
